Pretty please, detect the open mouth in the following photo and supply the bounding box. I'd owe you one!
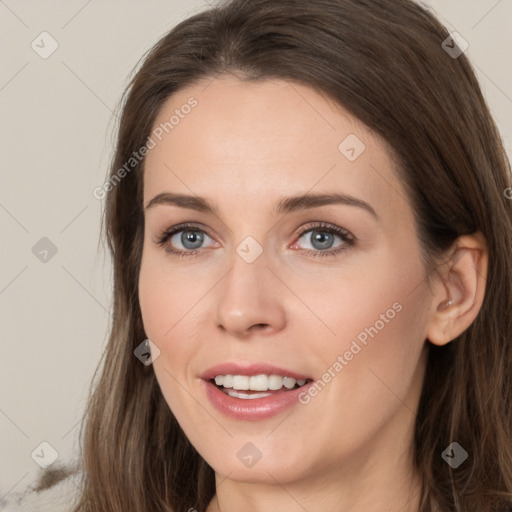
[210,374,314,400]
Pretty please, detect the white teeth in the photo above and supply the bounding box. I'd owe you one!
[250,374,269,391]
[268,375,284,390]
[212,374,307,391]
[232,375,250,390]
[283,377,296,389]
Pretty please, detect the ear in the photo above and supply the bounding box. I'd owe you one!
[426,232,488,346]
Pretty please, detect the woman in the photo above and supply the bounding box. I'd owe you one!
[29,0,512,510]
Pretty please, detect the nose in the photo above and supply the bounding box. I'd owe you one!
[215,247,287,339]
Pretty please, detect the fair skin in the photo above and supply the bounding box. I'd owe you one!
[138,76,487,512]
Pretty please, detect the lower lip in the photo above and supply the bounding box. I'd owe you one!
[202,379,312,421]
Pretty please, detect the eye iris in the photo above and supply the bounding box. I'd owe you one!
[311,230,334,250]
[182,231,203,249]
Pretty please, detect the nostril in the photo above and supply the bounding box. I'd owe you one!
[252,323,269,331]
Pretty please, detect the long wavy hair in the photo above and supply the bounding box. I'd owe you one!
[39,0,512,510]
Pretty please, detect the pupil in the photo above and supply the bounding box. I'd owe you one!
[312,230,333,250]
[182,231,203,249]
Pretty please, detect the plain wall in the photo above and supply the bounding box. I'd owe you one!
[0,0,511,499]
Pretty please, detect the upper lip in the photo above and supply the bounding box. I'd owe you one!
[200,362,312,381]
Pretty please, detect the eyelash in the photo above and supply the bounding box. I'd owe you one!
[155,222,355,259]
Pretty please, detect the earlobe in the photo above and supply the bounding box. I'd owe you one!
[426,232,488,347]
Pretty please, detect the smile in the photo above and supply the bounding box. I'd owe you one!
[212,374,309,399]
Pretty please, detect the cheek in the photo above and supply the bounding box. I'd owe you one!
[138,259,196,414]
[138,251,201,341]
[313,255,430,415]
[295,247,430,412]
[138,252,210,398]
[288,261,430,463]
[292,246,427,350]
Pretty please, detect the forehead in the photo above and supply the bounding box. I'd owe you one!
[143,77,409,220]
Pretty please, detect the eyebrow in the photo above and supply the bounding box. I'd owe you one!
[144,191,379,220]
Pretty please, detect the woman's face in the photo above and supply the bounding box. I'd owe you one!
[139,76,434,489]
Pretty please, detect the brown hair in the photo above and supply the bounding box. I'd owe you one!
[45,0,512,510]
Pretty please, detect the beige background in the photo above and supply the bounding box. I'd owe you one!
[0,0,511,503]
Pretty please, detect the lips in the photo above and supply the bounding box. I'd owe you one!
[199,362,314,420]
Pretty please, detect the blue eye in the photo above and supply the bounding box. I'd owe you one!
[298,228,342,250]
[156,224,215,257]
[292,222,354,258]
[155,222,355,259]
[172,229,211,250]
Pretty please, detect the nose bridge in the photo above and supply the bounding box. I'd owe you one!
[214,237,286,336]
[227,238,268,295]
